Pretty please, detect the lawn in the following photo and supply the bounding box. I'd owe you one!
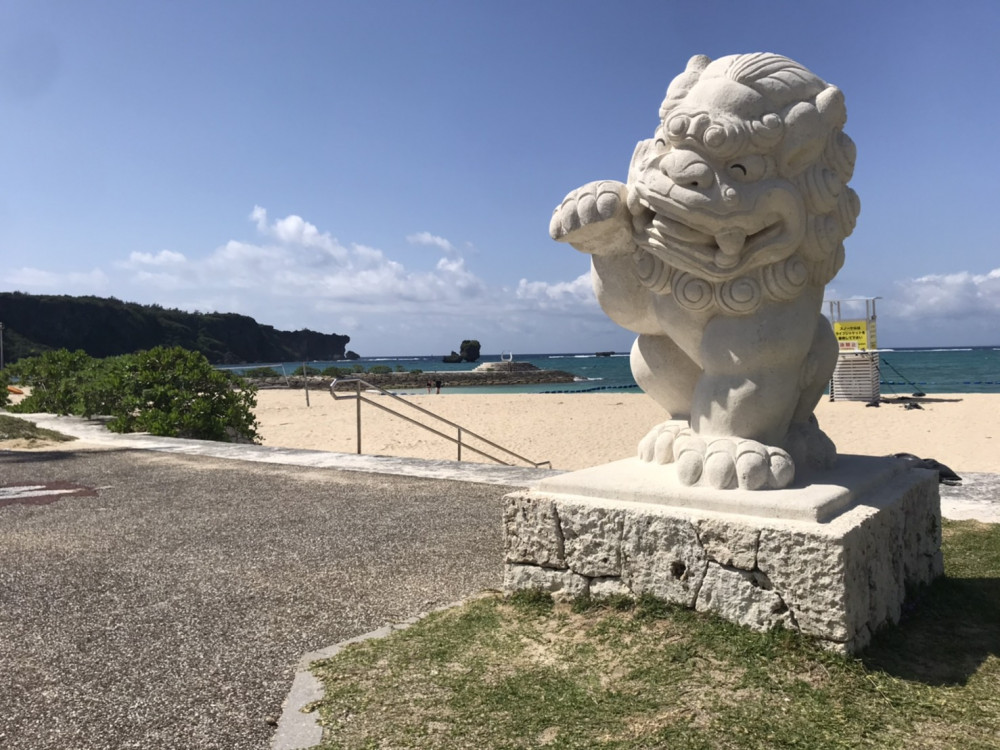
[308,519,1000,749]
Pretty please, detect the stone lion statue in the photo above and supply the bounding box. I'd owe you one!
[550,53,859,490]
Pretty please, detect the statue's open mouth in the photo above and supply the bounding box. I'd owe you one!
[633,199,791,280]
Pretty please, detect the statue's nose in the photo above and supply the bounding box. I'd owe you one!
[662,158,714,190]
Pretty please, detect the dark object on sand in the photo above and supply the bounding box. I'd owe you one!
[904,402,923,410]
[892,453,962,485]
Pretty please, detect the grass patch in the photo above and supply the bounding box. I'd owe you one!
[0,413,76,444]
[308,520,1000,749]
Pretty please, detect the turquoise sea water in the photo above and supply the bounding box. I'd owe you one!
[227,346,1000,395]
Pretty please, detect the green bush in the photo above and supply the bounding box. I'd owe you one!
[0,369,10,408]
[368,365,392,375]
[7,346,259,443]
[243,366,281,378]
[5,349,99,415]
[298,364,321,376]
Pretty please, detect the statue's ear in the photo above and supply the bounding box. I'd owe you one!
[777,102,826,177]
[816,86,846,129]
[628,138,658,184]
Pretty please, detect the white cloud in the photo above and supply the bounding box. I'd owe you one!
[1,207,631,354]
[124,249,186,266]
[407,231,457,254]
[890,268,1000,320]
[515,272,596,309]
[250,205,347,261]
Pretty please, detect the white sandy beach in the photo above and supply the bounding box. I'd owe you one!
[252,389,999,473]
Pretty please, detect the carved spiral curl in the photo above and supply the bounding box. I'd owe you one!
[801,214,838,262]
[837,187,860,235]
[749,113,784,151]
[715,276,762,314]
[633,249,674,294]
[801,163,841,214]
[672,272,714,311]
[762,255,808,301]
[825,130,857,183]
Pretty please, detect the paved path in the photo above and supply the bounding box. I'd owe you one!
[0,447,515,750]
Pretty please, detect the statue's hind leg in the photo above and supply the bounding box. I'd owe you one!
[632,334,700,463]
[784,317,840,472]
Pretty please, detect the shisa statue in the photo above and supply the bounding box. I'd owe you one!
[551,53,859,490]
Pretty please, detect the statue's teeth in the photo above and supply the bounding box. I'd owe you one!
[715,229,747,255]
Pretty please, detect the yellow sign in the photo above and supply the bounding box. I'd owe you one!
[834,320,877,351]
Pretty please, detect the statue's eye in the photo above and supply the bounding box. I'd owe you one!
[727,154,767,181]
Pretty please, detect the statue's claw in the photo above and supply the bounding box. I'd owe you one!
[639,422,795,490]
[550,180,633,254]
[637,420,688,464]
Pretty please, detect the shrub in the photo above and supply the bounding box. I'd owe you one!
[106,347,259,442]
[5,349,98,415]
[7,347,259,443]
[0,369,10,408]
[368,365,392,375]
[243,366,281,378]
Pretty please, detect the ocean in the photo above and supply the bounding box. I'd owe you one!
[226,346,1000,396]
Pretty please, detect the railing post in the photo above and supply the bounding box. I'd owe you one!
[355,380,362,454]
[457,426,462,462]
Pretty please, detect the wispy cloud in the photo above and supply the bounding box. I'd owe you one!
[891,269,1000,319]
[515,272,596,309]
[406,231,457,255]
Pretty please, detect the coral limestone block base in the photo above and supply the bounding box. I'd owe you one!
[502,457,942,654]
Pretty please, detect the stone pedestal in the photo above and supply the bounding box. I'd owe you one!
[503,455,943,654]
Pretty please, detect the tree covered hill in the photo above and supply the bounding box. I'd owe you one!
[0,292,351,365]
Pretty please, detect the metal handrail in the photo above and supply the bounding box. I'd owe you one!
[329,378,551,469]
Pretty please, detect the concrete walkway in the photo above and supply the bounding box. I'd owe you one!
[1,444,521,750]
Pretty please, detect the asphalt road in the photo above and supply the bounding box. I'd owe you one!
[0,447,509,750]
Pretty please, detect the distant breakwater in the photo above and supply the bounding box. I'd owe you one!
[247,368,578,391]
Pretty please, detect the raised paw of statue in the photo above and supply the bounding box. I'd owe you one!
[549,180,634,255]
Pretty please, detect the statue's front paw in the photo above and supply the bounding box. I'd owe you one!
[675,436,795,490]
[638,421,689,464]
[550,180,632,254]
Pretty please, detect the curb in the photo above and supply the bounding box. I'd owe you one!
[270,597,479,750]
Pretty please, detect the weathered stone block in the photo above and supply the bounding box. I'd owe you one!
[503,457,942,654]
[559,503,624,577]
[621,513,707,608]
[503,495,565,569]
[503,564,588,600]
[697,517,759,569]
[695,563,791,630]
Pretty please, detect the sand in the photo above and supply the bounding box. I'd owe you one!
[252,389,1000,473]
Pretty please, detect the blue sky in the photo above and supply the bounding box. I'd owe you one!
[2,1,999,356]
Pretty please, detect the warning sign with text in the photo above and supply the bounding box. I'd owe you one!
[834,320,877,351]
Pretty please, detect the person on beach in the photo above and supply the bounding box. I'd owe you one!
[435,379,442,394]
[426,379,432,394]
